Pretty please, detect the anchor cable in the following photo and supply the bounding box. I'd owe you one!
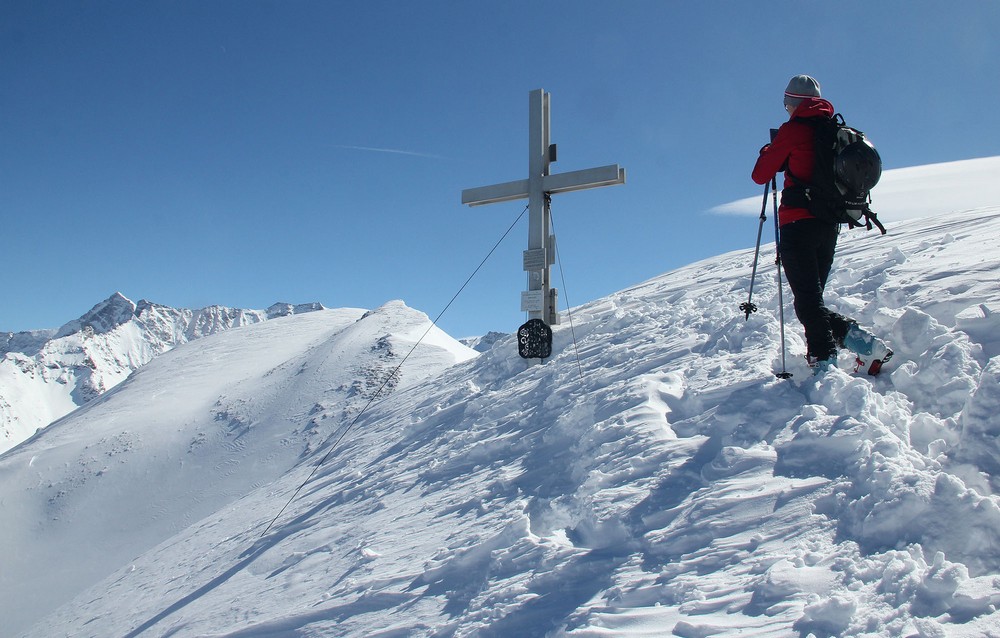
[548,209,586,381]
[259,203,529,538]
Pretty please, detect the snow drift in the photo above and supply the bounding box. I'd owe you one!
[3,205,1000,634]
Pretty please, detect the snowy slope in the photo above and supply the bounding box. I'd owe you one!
[0,293,325,453]
[5,208,1000,635]
[0,302,477,636]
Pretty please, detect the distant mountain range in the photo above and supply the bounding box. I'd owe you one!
[0,292,325,453]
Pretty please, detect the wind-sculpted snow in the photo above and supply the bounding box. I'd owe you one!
[5,209,1000,637]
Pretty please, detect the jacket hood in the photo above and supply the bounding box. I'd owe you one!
[791,96,835,119]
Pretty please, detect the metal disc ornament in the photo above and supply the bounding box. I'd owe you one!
[517,319,553,360]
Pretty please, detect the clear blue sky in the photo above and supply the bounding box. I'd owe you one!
[3,1,998,338]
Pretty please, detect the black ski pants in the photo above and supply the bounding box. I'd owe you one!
[778,218,853,361]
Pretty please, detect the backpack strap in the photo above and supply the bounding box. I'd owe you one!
[784,115,836,201]
[861,205,887,235]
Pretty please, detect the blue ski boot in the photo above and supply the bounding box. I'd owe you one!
[807,355,836,376]
[842,323,893,375]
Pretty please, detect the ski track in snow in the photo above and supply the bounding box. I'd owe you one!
[4,208,1000,637]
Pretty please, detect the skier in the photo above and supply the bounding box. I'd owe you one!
[752,75,891,374]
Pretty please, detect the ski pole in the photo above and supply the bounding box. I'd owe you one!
[772,175,792,379]
[740,181,771,320]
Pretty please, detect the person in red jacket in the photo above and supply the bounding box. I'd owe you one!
[752,75,890,373]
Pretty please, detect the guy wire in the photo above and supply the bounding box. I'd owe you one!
[548,209,586,381]
[259,203,530,538]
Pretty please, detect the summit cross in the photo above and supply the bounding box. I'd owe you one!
[462,89,625,352]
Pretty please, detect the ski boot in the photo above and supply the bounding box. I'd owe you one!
[806,354,836,376]
[842,323,893,376]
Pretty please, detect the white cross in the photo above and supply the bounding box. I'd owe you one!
[462,89,625,329]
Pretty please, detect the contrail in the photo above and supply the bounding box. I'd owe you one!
[333,144,445,160]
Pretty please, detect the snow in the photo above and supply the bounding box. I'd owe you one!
[3,161,1000,637]
[0,295,326,454]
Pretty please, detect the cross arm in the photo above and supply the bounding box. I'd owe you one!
[461,179,530,207]
[542,164,625,195]
[461,164,625,207]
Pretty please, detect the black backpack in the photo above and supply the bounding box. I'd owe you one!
[785,113,886,234]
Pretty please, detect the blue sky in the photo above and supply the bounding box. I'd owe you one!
[3,1,998,339]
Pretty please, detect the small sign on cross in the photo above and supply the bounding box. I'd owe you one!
[462,89,625,360]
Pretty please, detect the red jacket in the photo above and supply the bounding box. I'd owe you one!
[752,97,836,226]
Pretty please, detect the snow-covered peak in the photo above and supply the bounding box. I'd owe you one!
[461,330,509,352]
[54,291,137,338]
[355,300,478,370]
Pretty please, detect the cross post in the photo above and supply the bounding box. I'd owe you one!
[462,89,625,358]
